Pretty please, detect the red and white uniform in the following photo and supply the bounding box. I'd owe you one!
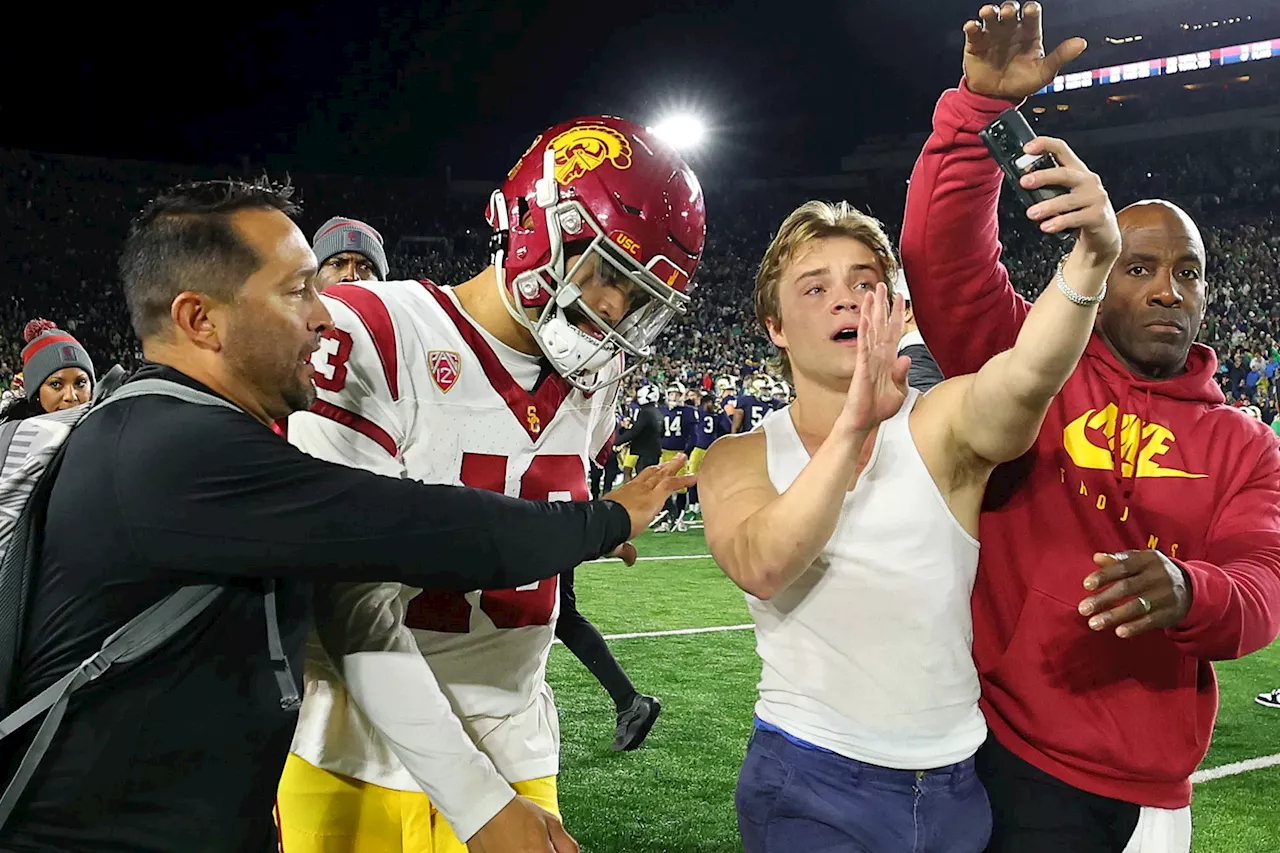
[286,280,618,840]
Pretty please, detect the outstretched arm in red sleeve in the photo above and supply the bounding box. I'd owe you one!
[899,1,1087,378]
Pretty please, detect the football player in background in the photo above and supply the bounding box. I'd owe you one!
[618,393,642,482]
[733,374,781,433]
[277,116,705,853]
[656,383,698,531]
[716,375,741,431]
[312,216,389,290]
[689,388,731,516]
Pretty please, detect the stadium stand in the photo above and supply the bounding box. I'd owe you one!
[2,137,1278,425]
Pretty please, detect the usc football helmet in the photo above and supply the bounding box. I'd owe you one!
[486,116,707,392]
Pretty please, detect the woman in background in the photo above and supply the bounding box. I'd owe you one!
[0,319,95,422]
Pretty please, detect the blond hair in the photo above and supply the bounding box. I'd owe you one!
[753,200,900,381]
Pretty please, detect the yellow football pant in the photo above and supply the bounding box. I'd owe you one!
[688,447,708,475]
[276,752,559,853]
[660,449,691,494]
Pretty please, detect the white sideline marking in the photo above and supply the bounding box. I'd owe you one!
[586,553,713,564]
[1191,752,1280,783]
[552,623,752,645]
[574,553,1279,785]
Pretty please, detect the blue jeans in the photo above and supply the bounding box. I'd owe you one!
[736,726,992,853]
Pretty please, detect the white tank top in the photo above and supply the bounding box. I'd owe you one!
[751,389,986,769]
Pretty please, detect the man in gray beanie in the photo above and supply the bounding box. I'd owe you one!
[312,217,389,291]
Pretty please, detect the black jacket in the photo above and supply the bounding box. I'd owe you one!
[900,341,945,393]
[617,403,662,462]
[0,365,629,852]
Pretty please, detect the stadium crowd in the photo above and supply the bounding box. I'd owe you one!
[3,137,1279,421]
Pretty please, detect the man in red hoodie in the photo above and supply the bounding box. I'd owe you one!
[900,3,1280,852]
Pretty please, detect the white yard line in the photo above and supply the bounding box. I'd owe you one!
[586,553,713,564]
[574,553,1279,785]
[1191,752,1280,783]
[552,623,752,645]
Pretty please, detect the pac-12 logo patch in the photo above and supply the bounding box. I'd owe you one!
[429,350,461,393]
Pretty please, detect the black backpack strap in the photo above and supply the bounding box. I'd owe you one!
[0,585,223,827]
[0,370,299,830]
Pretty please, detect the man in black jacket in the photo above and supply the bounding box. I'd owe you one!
[617,385,663,472]
[0,179,686,852]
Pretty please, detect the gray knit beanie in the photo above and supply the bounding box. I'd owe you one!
[312,217,388,279]
[21,319,96,402]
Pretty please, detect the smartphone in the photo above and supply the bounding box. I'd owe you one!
[979,107,1073,241]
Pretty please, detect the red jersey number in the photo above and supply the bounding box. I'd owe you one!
[313,328,353,393]
[406,453,588,633]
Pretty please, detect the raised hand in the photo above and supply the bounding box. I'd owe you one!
[835,282,911,437]
[963,2,1087,101]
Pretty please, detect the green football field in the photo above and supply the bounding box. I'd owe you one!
[547,529,1280,852]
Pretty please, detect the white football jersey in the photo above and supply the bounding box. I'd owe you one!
[287,279,619,790]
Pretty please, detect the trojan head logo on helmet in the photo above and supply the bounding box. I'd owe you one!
[486,116,707,393]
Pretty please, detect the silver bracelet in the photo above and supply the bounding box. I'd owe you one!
[1055,254,1107,306]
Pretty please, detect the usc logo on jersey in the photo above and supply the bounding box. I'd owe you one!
[549,125,633,185]
[527,405,541,435]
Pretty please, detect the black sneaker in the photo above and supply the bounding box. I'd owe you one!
[611,694,661,751]
[1256,688,1280,709]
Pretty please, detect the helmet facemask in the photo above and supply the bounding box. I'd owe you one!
[490,149,692,394]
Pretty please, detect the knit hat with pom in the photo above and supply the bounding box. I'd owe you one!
[20,319,95,402]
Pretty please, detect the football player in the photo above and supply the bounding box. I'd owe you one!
[688,389,731,516]
[277,116,705,853]
[618,392,642,482]
[734,373,778,433]
[655,383,697,531]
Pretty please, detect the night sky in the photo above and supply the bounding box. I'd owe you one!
[4,1,1086,180]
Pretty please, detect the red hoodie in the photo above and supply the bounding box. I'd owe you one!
[900,81,1280,809]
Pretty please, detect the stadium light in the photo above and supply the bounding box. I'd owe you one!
[650,114,708,152]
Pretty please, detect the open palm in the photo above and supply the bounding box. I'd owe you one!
[841,283,910,434]
[963,1,1087,101]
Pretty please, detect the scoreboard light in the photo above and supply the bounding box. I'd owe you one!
[1035,37,1278,95]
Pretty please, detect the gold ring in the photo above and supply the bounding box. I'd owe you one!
[1136,595,1153,615]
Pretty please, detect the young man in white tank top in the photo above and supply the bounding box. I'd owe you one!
[699,146,1122,853]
